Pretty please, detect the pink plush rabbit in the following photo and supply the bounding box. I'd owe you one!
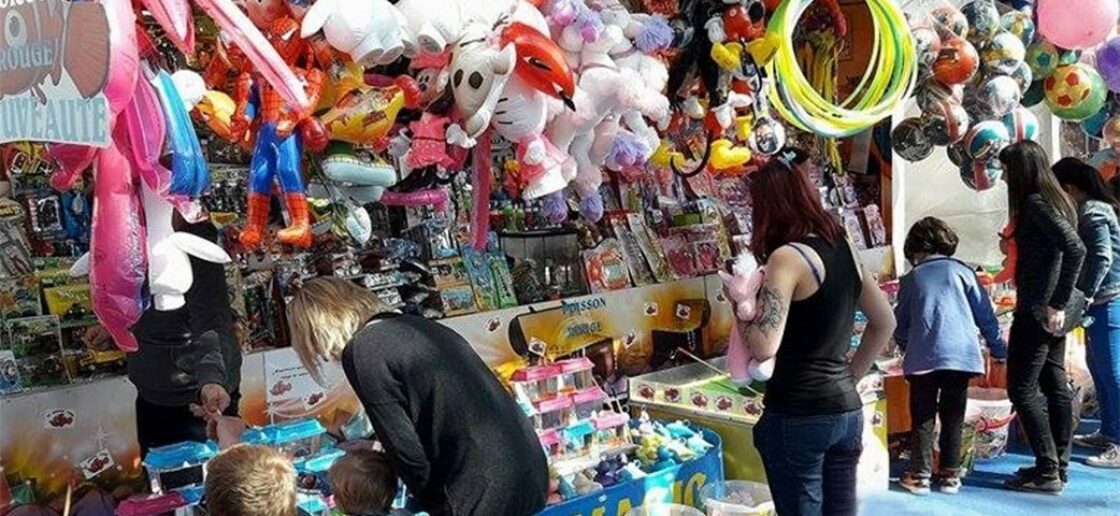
[719,252,776,385]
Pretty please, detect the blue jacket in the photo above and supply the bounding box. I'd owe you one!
[894,256,1007,376]
[1075,200,1120,303]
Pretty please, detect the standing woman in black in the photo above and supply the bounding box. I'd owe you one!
[998,141,1086,493]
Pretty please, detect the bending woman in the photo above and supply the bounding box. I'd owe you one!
[998,141,1086,493]
[1054,157,1120,468]
[286,278,548,516]
[737,148,895,516]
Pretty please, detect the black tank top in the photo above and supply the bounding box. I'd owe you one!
[763,236,863,416]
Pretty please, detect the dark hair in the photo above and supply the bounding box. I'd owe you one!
[998,141,1077,227]
[1053,157,1120,215]
[904,217,959,263]
[749,148,843,261]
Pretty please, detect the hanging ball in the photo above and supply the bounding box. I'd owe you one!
[914,26,943,72]
[1000,10,1036,47]
[747,117,787,156]
[930,5,969,40]
[948,142,970,166]
[892,118,936,162]
[916,78,964,113]
[983,32,1027,75]
[961,0,1001,44]
[1103,115,1120,150]
[1025,41,1060,78]
[924,100,972,145]
[1095,38,1120,93]
[934,37,981,86]
[1045,63,1109,121]
[1022,79,1046,107]
[965,120,1012,161]
[1002,106,1040,142]
[977,75,1023,118]
[1005,61,1034,93]
[960,159,1003,191]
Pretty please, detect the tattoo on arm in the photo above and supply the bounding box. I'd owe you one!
[752,285,785,335]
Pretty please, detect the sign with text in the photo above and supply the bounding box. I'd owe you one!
[0,0,112,146]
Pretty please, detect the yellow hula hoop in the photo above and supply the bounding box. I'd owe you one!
[766,0,916,138]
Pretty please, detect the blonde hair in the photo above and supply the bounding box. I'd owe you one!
[205,444,297,516]
[328,448,398,515]
[286,277,387,384]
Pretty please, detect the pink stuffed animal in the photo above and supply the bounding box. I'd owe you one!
[718,252,776,385]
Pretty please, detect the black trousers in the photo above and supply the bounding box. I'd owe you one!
[907,370,973,477]
[1007,314,1073,475]
[135,392,240,458]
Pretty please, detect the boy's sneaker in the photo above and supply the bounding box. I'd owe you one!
[936,475,962,494]
[1004,469,1063,494]
[1086,444,1120,469]
[1015,466,1068,485]
[1073,431,1115,450]
[899,471,931,495]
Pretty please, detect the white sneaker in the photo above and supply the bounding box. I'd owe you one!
[1086,444,1120,469]
[1073,431,1115,450]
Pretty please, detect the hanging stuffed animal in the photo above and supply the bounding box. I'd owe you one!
[300,0,415,67]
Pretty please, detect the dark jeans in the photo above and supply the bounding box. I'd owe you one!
[907,370,974,478]
[135,392,241,458]
[754,409,863,516]
[1007,314,1073,475]
[1086,300,1120,443]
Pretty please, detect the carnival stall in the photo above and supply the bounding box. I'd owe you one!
[0,0,927,513]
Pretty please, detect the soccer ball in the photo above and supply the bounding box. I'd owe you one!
[1044,63,1108,120]
[1025,41,1059,78]
[960,160,1002,192]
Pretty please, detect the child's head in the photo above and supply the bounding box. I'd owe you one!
[904,217,959,264]
[328,448,398,516]
[205,444,297,516]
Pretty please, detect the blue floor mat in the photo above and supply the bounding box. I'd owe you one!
[865,421,1120,514]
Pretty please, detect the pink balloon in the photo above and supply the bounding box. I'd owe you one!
[102,0,140,117]
[193,0,311,111]
[1038,0,1119,50]
[90,131,148,352]
[139,0,196,54]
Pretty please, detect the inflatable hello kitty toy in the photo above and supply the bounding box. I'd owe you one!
[718,251,776,385]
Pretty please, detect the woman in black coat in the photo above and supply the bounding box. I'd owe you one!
[286,277,548,516]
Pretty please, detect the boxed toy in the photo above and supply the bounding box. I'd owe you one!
[6,316,66,389]
[0,276,41,321]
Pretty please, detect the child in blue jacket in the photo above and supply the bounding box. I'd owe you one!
[895,217,1007,495]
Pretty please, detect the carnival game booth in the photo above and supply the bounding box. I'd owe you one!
[0,0,908,512]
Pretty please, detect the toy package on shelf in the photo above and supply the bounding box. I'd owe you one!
[607,216,655,287]
[0,332,19,395]
[581,239,631,293]
[0,276,40,321]
[5,315,66,389]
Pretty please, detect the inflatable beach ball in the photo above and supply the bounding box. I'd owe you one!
[1045,64,1108,120]
[1000,10,1035,47]
[891,118,935,162]
[1026,41,1060,78]
[1002,107,1039,142]
[965,120,1011,161]
[983,32,1026,75]
[977,75,1022,118]
[961,160,1002,191]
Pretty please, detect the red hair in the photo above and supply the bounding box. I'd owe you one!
[749,150,844,261]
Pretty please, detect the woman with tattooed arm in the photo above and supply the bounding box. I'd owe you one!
[735,148,895,516]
